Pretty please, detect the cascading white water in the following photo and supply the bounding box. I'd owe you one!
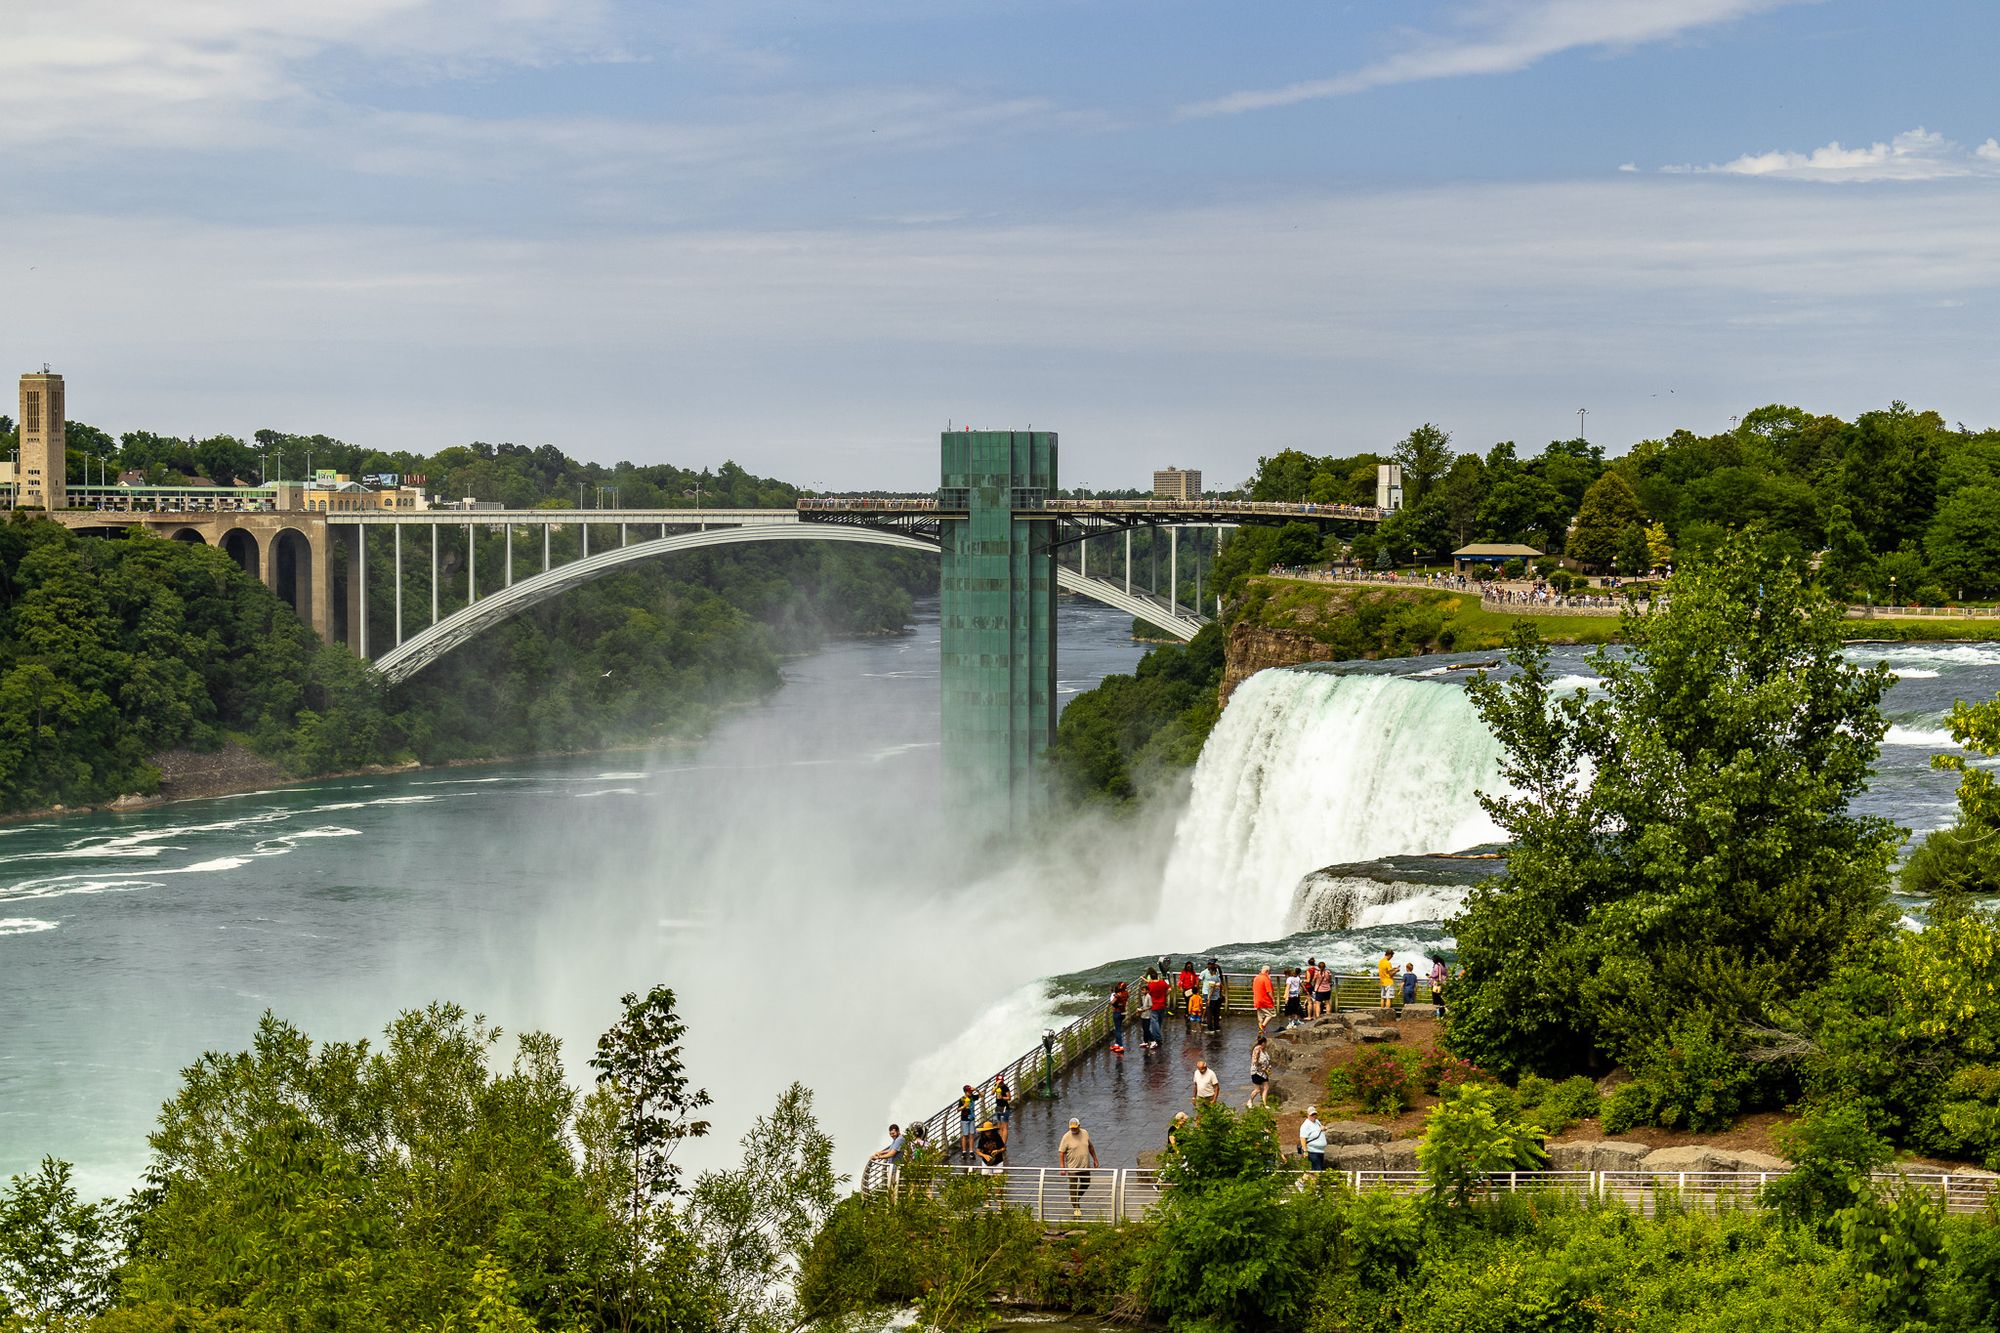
[1155,668,1505,944]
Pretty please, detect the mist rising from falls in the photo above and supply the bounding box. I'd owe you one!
[1156,669,1504,944]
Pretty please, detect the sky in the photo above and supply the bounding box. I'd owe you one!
[3,0,1998,491]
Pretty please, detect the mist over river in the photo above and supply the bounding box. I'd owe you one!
[4,606,1996,1197]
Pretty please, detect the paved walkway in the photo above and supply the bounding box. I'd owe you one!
[1000,1011,1269,1169]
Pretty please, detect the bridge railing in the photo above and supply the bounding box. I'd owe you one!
[860,1163,1999,1223]
[797,497,1383,520]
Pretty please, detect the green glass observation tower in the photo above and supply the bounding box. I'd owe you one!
[938,430,1059,832]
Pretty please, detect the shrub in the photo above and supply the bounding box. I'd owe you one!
[1417,1041,1485,1097]
[1939,1065,2000,1168]
[1501,558,1526,580]
[1336,1047,1420,1115]
[1417,1084,1547,1207]
[1601,1080,1650,1135]
[1761,1102,1892,1233]
[1515,1073,1554,1107]
[1534,1077,1604,1135]
[1138,1176,1310,1333]
[1162,1104,1283,1189]
[1629,1016,1753,1133]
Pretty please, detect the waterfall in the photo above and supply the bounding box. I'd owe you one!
[1156,668,1505,943]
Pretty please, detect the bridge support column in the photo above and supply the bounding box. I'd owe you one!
[431,524,440,626]
[1124,529,1131,596]
[939,430,1058,832]
[394,524,403,647]
[1170,527,1178,615]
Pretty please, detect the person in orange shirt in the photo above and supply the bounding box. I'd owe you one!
[1252,965,1277,1033]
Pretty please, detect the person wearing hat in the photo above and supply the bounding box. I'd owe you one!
[1299,1107,1328,1171]
[974,1120,1006,1168]
[1057,1117,1099,1218]
[956,1084,979,1160]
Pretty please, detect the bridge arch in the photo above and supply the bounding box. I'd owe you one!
[371,522,1201,682]
[219,527,260,576]
[167,527,206,544]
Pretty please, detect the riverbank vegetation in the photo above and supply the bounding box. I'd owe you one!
[0,989,840,1330]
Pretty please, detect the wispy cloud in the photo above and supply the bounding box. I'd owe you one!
[1179,0,1807,117]
[1662,127,2000,182]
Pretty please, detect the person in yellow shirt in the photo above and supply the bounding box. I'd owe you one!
[1378,950,1397,1012]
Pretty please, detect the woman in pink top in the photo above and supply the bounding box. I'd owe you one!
[1252,966,1276,1033]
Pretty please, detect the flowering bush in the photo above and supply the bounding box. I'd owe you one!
[1415,1041,1485,1096]
[1337,1047,1420,1114]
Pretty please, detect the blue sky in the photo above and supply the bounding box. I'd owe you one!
[4,0,1998,489]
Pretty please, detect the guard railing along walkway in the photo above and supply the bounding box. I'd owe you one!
[898,969,1435,1157]
[858,1163,1998,1223]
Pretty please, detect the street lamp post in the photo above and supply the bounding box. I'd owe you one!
[1577,407,1588,441]
[1890,576,1898,610]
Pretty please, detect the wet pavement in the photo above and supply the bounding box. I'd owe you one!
[994,1010,1271,1168]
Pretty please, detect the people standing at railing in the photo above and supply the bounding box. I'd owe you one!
[1429,959,1448,1018]
[956,1085,979,1160]
[1299,1109,1328,1171]
[1109,980,1130,1053]
[1401,963,1419,1018]
[992,1075,1012,1145]
[1178,959,1199,1028]
[1312,959,1333,1017]
[1203,961,1225,1032]
[1058,1118,1099,1218]
[1284,967,1306,1021]
[1252,965,1277,1033]
[1378,950,1397,1013]
[1143,970,1169,1050]
[974,1121,1006,1169]
[1248,1035,1272,1108]
[869,1124,903,1163]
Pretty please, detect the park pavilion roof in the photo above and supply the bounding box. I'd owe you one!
[1452,543,1544,558]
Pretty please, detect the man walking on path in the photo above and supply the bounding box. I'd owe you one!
[1192,1059,1221,1107]
[1058,1117,1099,1218]
[1252,965,1277,1033]
[1378,950,1397,1014]
[1299,1108,1328,1170]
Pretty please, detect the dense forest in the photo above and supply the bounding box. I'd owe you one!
[0,424,927,814]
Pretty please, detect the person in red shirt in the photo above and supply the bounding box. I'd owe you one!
[1252,965,1277,1034]
[1177,960,1199,1029]
[1143,970,1170,1050]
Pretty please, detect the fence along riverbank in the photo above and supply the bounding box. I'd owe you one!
[856,1162,2000,1224]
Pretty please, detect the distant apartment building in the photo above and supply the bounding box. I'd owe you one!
[1376,463,1404,512]
[299,474,429,512]
[1152,466,1201,500]
[17,369,66,509]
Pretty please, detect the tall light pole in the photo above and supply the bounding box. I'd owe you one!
[1577,407,1588,441]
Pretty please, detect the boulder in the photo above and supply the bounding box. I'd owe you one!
[1548,1139,1653,1173]
[1640,1145,1740,1175]
[1731,1150,1791,1174]
[1594,1067,1632,1096]
[1352,1025,1401,1043]
[1322,1120,1392,1146]
[1323,1144,1384,1171]
[1379,1140,1421,1171]
[1266,1070,1319,1109]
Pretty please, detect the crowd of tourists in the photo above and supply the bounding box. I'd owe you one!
[872,950,1458,1187]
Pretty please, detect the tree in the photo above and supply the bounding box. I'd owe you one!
[0,1157,119,1323]
[1924,485,2000,597]
[1393,423,1455,506]
[1566,471,1648,571]
[1644,521,1675,571]
[591,985,714,1211]
[689,1082,841,1333]
[1416,1084,1546,1207]
[1453,536,1900,1077]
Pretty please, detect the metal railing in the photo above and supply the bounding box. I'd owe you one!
[896,969,1437,1156]
[797,497,1384,520]
[860,1163,1999,1223]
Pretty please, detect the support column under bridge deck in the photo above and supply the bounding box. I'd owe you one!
[938,430,1059,831]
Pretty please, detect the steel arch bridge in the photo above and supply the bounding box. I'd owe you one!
[370,519,1208,683]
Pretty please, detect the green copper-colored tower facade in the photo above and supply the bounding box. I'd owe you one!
[939,430,1059,829]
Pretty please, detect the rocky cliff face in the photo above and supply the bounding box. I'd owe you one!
[1220,621,1344,701]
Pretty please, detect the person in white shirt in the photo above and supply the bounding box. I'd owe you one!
[1298,1108,1327,1170]
[1191,1060,1221,1107]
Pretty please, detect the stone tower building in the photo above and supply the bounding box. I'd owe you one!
[18,370,65,510]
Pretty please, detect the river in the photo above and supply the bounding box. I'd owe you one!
[0,600,1165,1196]
[5,615,1996,1197]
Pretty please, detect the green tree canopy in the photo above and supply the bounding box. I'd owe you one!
[1454,535,1900,1077]
[1566,470,1648,572]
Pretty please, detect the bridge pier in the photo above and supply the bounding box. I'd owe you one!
[939,430,1059,832]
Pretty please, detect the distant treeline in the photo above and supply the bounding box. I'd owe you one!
[1216,402,2000,602]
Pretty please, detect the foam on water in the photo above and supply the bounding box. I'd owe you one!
[1885,725,1959,748]
[1156,669,1504,943]
[0,917,58,935]
[1893,669,1942,679]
